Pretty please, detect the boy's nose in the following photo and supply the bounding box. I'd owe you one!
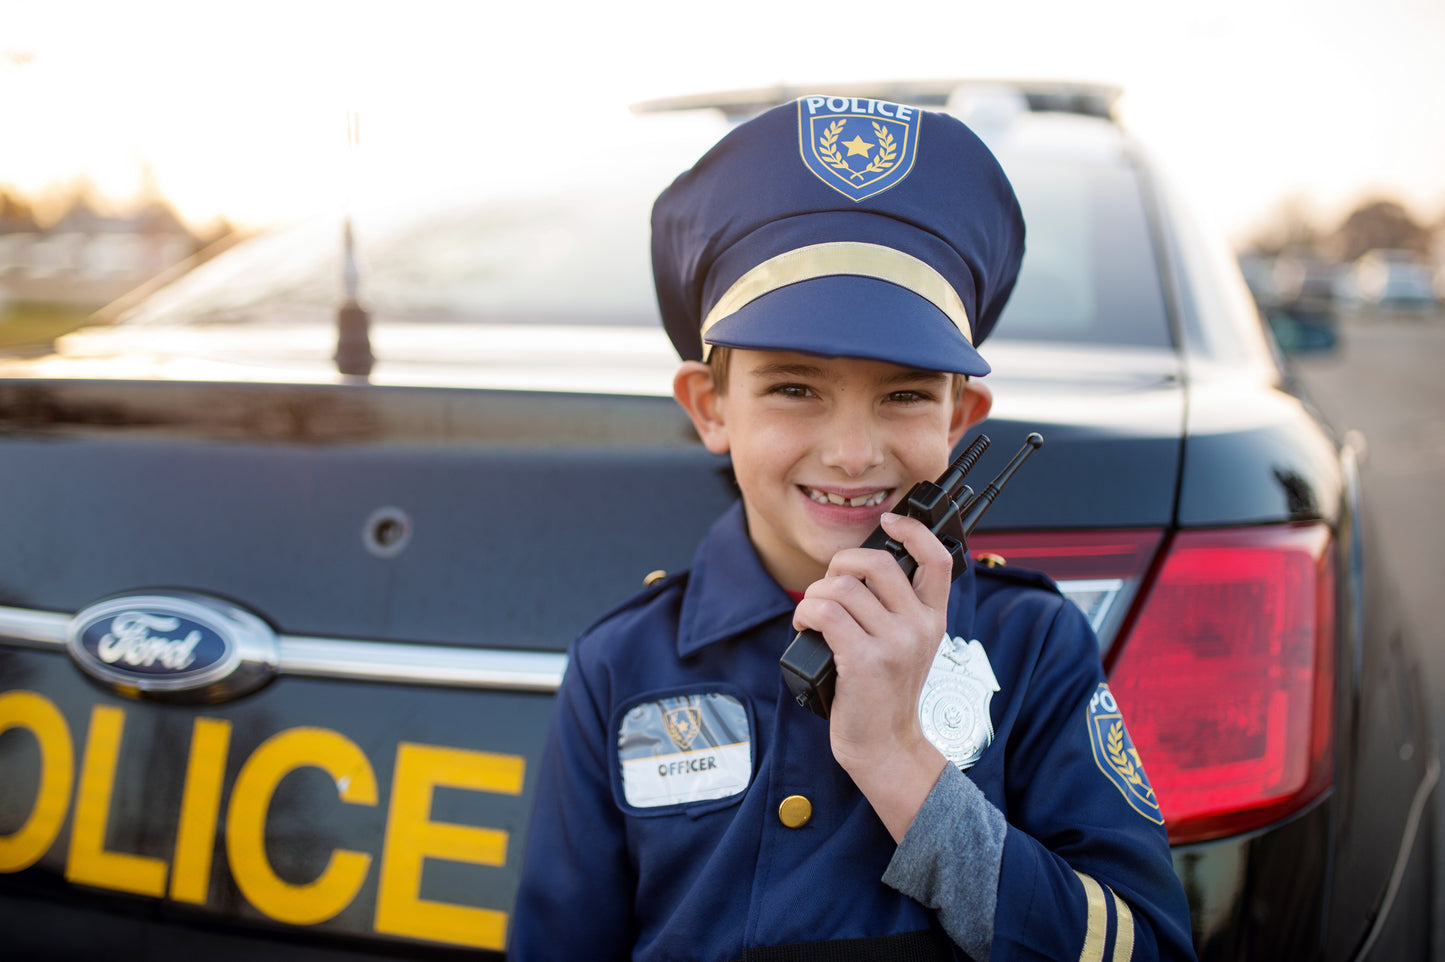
[821,411,885,477]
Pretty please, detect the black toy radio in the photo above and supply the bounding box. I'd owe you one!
[779,433,1043,718]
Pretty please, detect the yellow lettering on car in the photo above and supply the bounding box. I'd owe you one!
[227,727,377,925]
[375,742,525,950]
[66,705,168,897]
[0,690,75,872]
[170,717,232,904]
[0,690,533,948]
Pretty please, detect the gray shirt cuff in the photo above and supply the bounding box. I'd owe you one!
[881,762,1006,960]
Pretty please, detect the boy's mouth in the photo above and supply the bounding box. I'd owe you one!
[800,486,892,508]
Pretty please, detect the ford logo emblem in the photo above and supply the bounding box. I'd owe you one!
[67,591,279,702]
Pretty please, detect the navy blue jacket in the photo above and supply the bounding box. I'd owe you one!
[511,503,1195,960]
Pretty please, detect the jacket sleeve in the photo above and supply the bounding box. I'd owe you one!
[886,597,1196,962]
[882,762,1006,959]
[508,645,636,960]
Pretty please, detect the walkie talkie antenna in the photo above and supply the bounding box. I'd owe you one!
[936,435,990,502]
[959,433,1043,535]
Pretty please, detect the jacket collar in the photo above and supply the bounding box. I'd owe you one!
[676,502,797,658]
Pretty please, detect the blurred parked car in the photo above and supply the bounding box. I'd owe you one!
[1344,248,1440,314]
[1273,252,1344,310]
[1255,252,1344,354]
[0,81,1434,961]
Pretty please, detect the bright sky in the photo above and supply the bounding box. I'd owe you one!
[3,0,1443,246]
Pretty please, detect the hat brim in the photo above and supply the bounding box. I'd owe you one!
[702,275,991,377]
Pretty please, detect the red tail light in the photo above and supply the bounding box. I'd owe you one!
[969,529,1164,643]
[1109,525,1335,844]
[972,524,1336,845]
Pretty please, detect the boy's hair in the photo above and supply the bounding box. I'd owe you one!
[707,345,735,394]
[706,346,967,399]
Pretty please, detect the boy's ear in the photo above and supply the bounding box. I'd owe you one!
[949,379,993,449]
[673,361,731,455]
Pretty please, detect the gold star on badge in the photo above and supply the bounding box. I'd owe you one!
[843,135,873,157]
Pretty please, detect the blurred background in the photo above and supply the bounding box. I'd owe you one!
[2,0,1444,933]
[2,0,1443,349]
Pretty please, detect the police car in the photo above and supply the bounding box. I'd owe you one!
[0,81,1434,960]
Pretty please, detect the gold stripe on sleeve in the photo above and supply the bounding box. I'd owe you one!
[1110,888,1135,962]
[1075,870,1108,962]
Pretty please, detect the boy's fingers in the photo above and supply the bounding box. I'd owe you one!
[794,572,890,637]
[791,594,861,644]
[877,512,954,608]
[818,548,917,617]
[824,546,911,589]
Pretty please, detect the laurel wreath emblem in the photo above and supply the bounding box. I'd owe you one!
[817,120,899,183]
[665,707,701,750]
[1106,722,1148,792]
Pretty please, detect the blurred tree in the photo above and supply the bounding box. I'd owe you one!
[1242,194,1321,257]
[1324,198,1431,262]
[0,189,38,232]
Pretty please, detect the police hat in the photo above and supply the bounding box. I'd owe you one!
[651,95,1025,377]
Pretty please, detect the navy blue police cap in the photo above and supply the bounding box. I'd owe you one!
[651,95,1025,376]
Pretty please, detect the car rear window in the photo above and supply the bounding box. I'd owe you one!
[989,155,1172,348]
[121,123,1173,351]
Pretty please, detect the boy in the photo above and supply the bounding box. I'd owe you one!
[510,96,1195,961]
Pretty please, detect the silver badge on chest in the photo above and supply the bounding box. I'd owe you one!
[918,634,1000,770]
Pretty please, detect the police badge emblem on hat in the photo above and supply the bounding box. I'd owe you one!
[798,96,922,202]
[918,634,999,770]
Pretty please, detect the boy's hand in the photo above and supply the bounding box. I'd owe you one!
[791,511,951,842]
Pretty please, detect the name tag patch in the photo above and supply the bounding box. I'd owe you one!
[618,692,752,808]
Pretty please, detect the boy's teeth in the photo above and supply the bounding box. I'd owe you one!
[807,487,886,507]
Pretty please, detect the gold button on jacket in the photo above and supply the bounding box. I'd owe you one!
[778,795,812,829]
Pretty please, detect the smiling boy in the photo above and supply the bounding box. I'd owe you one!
[682,351,988,593]
[510,97,1195,961]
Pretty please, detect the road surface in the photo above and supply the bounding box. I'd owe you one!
[1288,304,1444,950]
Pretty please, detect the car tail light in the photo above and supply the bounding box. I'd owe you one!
[969,529,1164,643]
[971,524,1335,846]
[1108,525,1335,844]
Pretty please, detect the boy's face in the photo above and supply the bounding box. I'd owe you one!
[674,349,991,592]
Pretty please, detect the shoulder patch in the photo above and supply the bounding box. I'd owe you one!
[1086,683,1164,824]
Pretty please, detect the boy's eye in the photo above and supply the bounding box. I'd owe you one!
[887,389,934,404]
[767,383,816,399]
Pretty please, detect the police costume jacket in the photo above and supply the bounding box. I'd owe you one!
[511,503,1196,961]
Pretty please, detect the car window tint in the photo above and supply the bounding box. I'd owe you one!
[122,126,1173,352]
[361,187,660,324]
[992,156,1172,348]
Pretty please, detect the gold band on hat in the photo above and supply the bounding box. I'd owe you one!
[699,241,972,360]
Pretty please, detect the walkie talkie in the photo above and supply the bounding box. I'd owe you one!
[779,432,1043,718]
